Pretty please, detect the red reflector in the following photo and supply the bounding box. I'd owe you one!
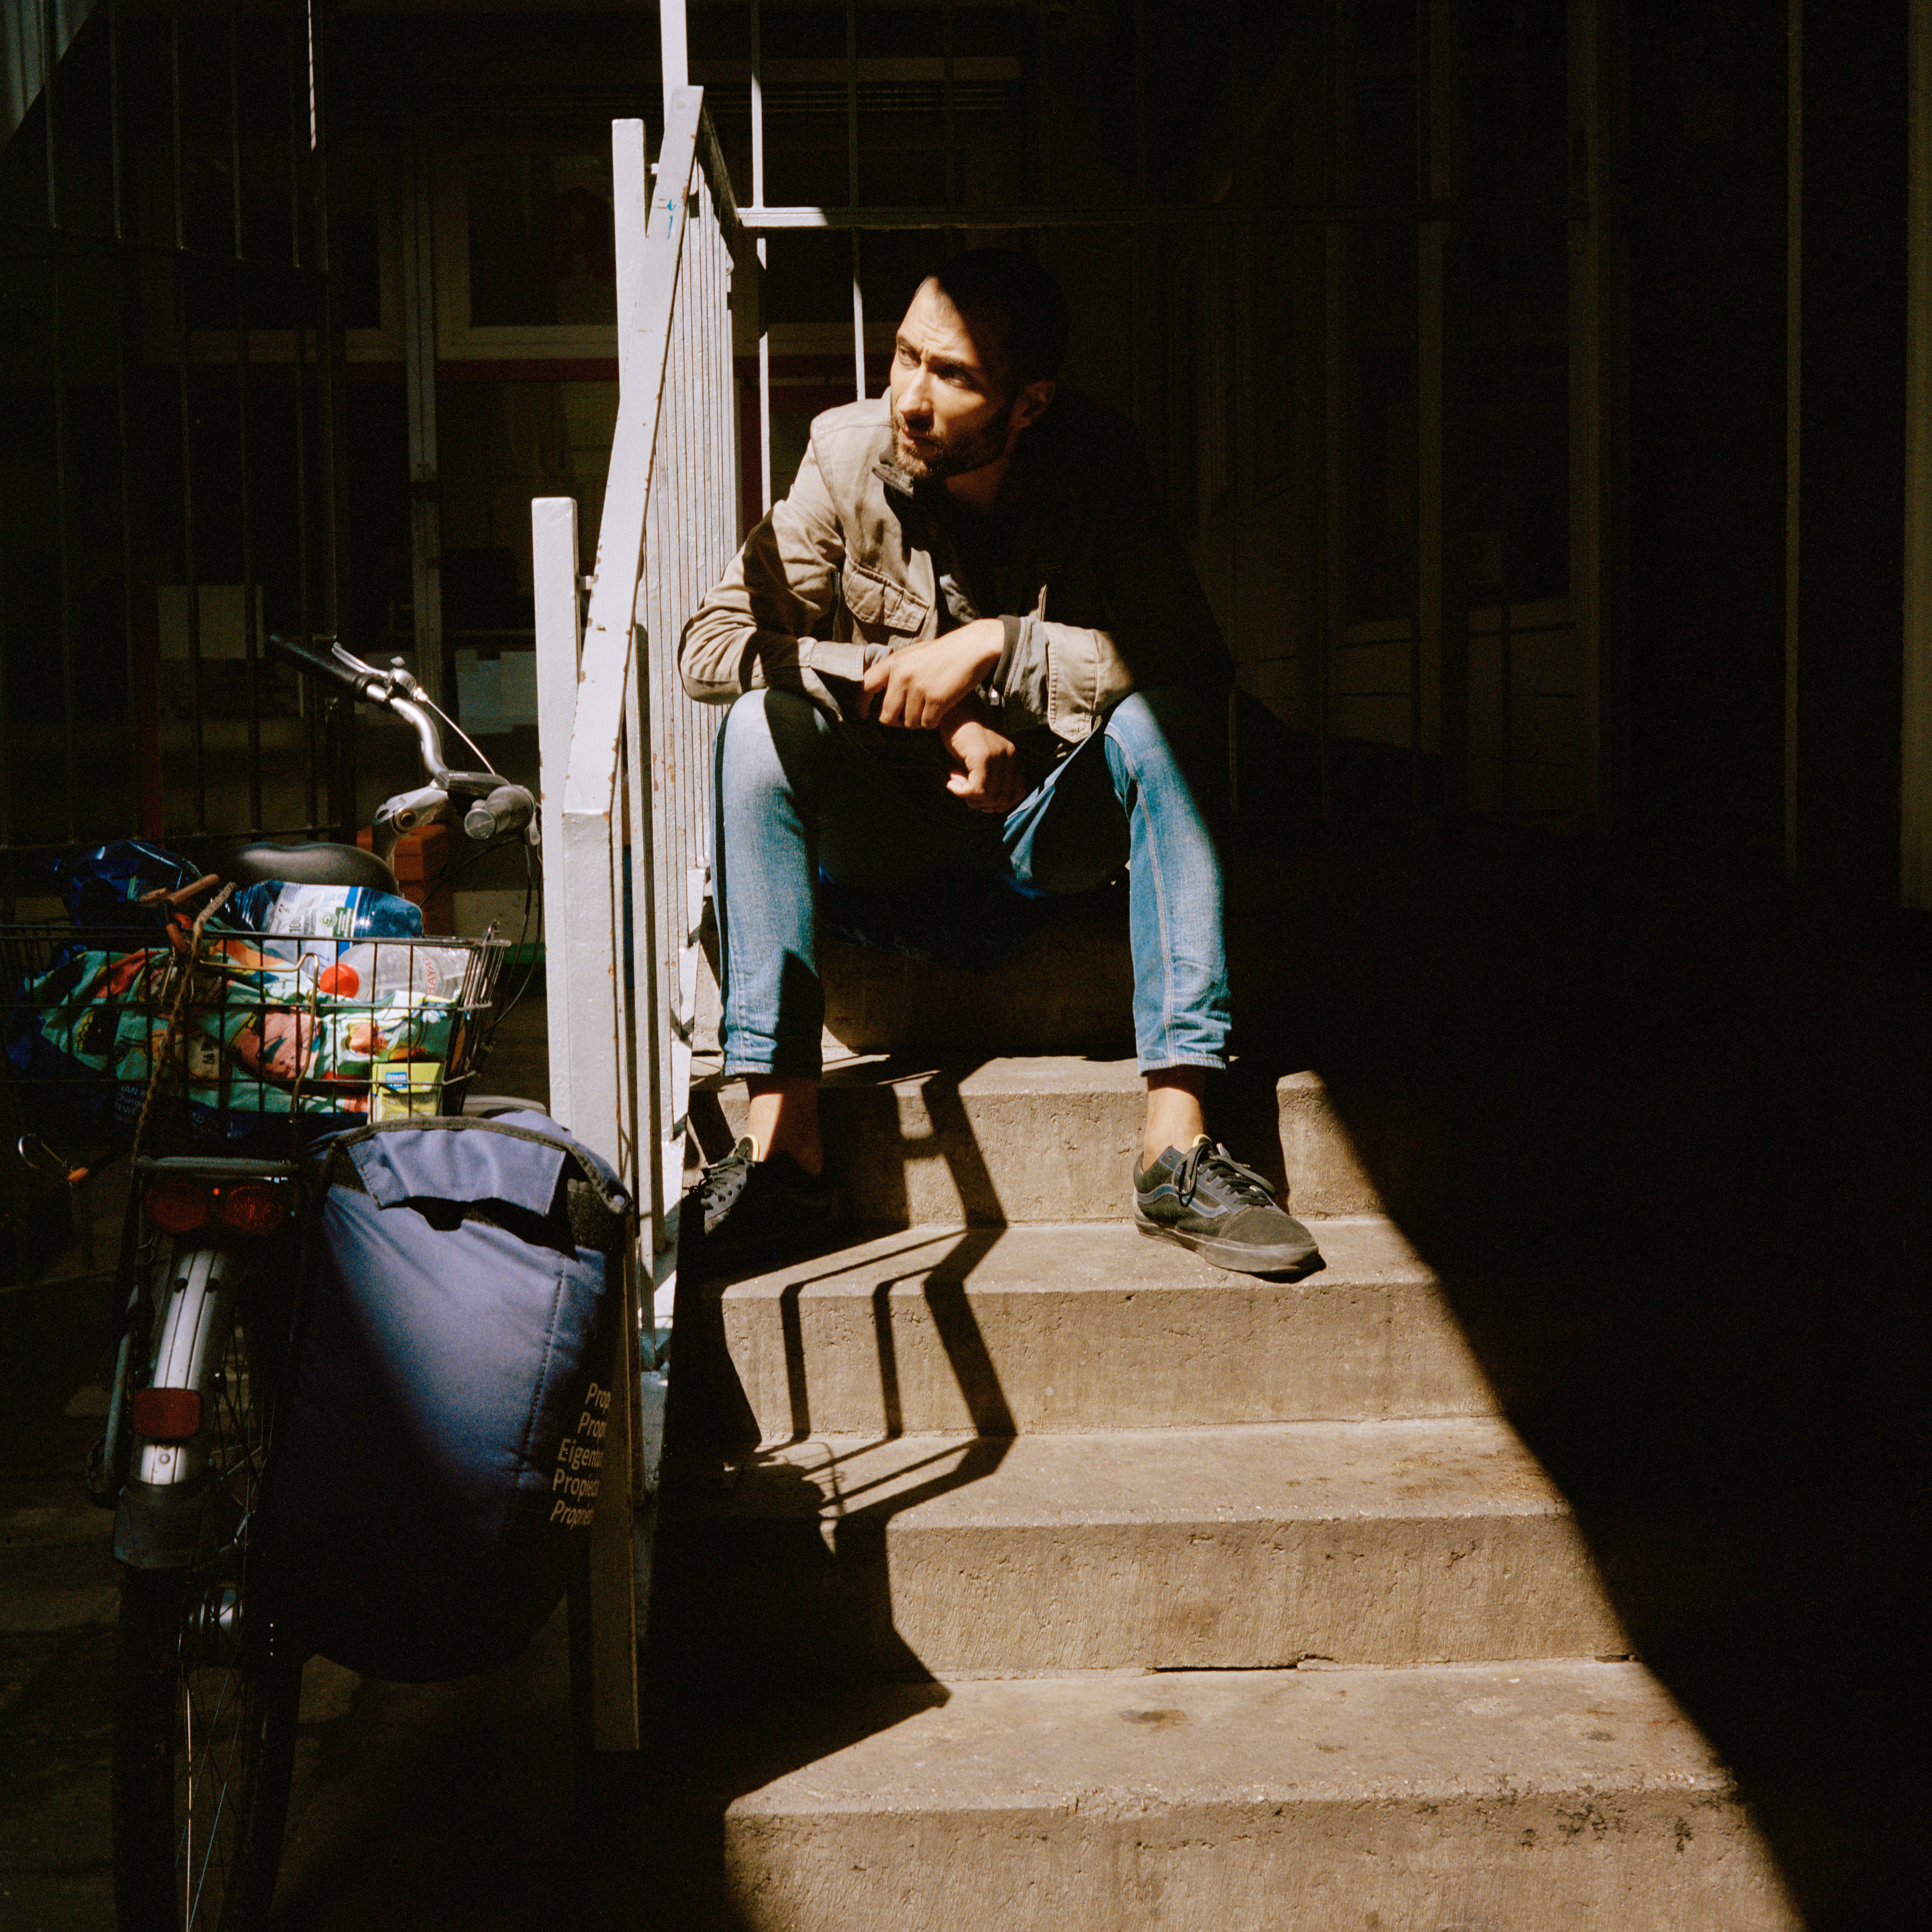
[145,1180,210,1234]
[131,1387,201,1441]
[218,1183,288,1237]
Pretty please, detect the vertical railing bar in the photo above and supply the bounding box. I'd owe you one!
[239,267,260,828]
[1128,0,1144,426]
[943,0,957,220]
[167,0,203,833]
[1133,0,1147,202]
[848,0,864,399]
[287,0,304,271]
[109,0,125,243]
[402,135,443,704]
[628,610,656,1234]
[0,497,10,868]
[1036,0,1050,215]
[288,7,316,830]
[1223,2,1241,820]
[846,0,859,207]
[180,271,204,839]
[232,0,262,828]
[1498,8,1533,818]
[752,0,771,511]
[685,222,705,1079]
[171,1,185,255]
[651,265,679,1157]
[41,0,77,843]
[1412,0,1428,805]
[113,0,141,839]
[681,222,697,1119]
[295,303,317,831]
[228,0,244,256]
[1230,217,1245,820]
[851,237,866,399]
[612,706,638,1195]
[312,0,351,838]
[41,0,58,228]
[1320,0,1348,819]
[532,493,580,1127]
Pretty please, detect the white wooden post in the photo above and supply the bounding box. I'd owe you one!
[531,496,580,1129]
[552,86,705,1755]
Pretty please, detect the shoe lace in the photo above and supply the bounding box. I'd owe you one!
[695,1143,755,1220]
[1175,1140,1275,1208]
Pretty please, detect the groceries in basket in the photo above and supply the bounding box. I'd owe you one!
[58,839,426,956]
[3,931,468,1137]
[57,839,211,933]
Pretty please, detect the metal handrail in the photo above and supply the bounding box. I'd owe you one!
[534,83,735,1753]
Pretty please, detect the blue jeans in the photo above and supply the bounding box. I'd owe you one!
[712,686,1231,1077]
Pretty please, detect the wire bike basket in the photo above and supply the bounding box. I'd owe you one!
[1,922,512,1155]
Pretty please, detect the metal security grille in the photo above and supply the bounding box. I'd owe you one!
[720,0,1613,827]
[1,0,351,899]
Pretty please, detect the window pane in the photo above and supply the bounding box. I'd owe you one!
[466,151,617,329]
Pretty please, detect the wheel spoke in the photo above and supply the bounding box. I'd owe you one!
[113,1289,299,1930]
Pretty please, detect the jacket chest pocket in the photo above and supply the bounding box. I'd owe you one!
[842,562,932,640]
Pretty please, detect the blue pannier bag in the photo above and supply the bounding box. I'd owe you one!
[265,1111,632,1681]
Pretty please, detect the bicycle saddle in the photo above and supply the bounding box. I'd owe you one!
[216,838,401,897]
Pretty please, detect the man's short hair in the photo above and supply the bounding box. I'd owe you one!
[927,248,1070,390]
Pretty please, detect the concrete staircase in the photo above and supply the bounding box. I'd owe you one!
[660,1050,1797,1929]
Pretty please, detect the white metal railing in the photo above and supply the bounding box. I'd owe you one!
[530,85,737,1750]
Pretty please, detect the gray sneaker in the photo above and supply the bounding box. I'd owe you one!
[1132,1138,1322,1276]
[688,1138,838,1271]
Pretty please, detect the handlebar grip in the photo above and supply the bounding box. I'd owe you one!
[462,784,535,843]
[267,633,377,699]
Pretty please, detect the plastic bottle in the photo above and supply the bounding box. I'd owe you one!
[222,881,423,942]
[312,941,472,1003]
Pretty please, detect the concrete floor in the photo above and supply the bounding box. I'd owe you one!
[2,830,1924,1928]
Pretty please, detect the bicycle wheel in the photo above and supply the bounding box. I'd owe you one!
[111,1293,301,1931]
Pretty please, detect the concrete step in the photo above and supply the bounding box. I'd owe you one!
[658,1419,1625,1677]
[816,898,1302,1060]
[710,1660,1796,1932]
[694,1219,1493,1441]
[704,1055,1385,1221]
[820,920,1133,1058]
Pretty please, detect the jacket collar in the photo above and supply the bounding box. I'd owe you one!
[870,390,1085,513]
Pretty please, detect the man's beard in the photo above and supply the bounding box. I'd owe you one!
[889,392,1016,482]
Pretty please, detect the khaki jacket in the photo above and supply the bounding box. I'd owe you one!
[678,389,1231,746]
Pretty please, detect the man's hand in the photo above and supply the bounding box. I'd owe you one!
[939,706,1026,815]
[862,619,1005,728]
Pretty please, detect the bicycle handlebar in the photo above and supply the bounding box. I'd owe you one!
[269,633,538,856]
[463,785,536,844]
[268,631,382,701]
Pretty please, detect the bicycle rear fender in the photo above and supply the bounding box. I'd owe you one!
[113,1242,236,1570]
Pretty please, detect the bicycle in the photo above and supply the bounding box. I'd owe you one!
[1,633,539,1930]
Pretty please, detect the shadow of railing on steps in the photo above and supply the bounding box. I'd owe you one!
[649,1059,1037,1926]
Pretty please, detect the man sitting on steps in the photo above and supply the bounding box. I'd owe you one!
[679,247,1319,1279]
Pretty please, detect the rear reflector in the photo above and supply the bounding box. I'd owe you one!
[130,1387,201,1441]
[218,1183,288,1237]
[144,1180,209,1234]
